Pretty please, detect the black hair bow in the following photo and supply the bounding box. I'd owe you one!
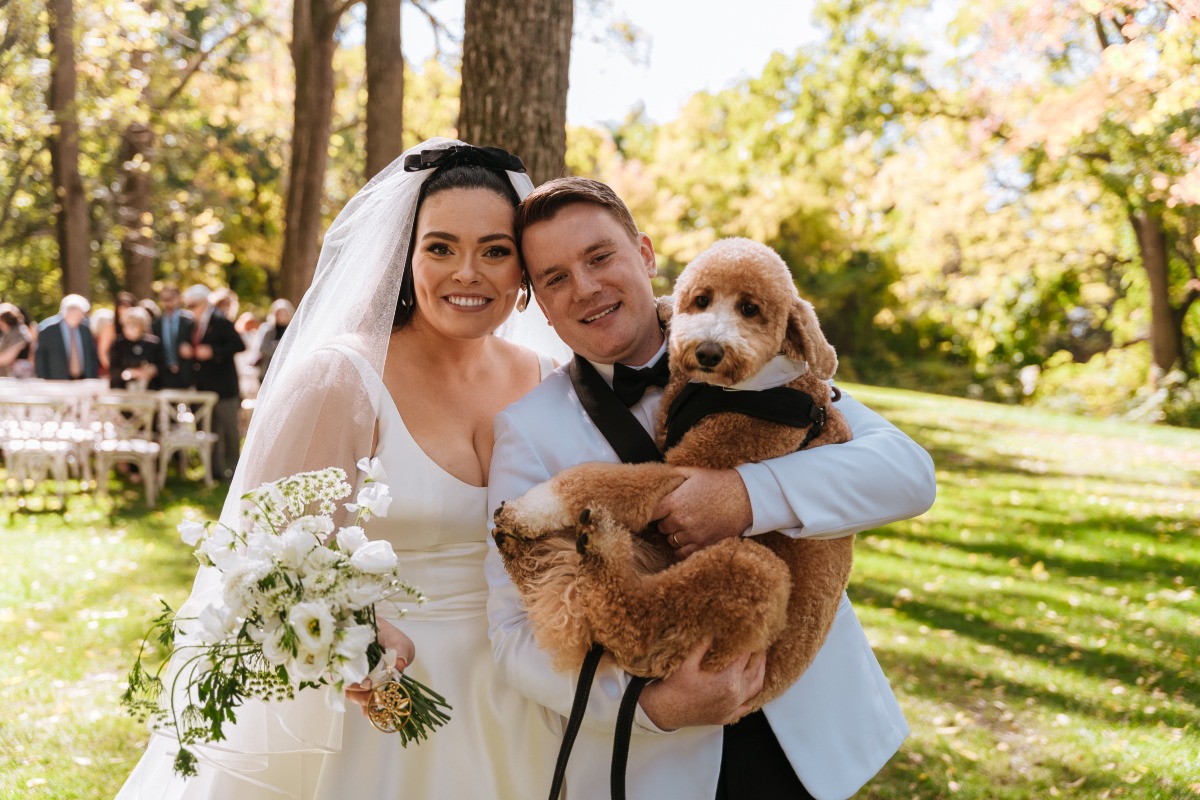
[403,144,526,174]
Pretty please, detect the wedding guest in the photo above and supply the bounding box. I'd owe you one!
[98,291,137,374]
[0,303,33,378]
[183,284,244,481]
[152,284,195,389]
[108,306,165,391]
[35,294,99,380]
[254,298,294,381]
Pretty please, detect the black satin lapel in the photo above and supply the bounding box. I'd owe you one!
[569,356,664,465]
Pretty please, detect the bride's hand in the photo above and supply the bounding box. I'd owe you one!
[344,619,416,714]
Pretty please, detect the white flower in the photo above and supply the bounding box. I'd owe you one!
[198,605,237,645]
[289,602,335,653]
[356,456,387,483]
[324,682,346,712]
[287,645,328,683]
[332,624,375,687]
[244,531,283,561]
[301,545,344,579]
[198,526,238,570]
[335,525,369,555]
[279,525,319,569]
[346,482,392,521]
[342,575,385,611]
[178,520,207,547]
[259,625,290,666]
[350,540,398,574]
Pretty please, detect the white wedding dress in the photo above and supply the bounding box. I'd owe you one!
[117,352,559,799]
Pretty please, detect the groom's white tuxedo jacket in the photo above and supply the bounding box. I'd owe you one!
[486,366,935,800]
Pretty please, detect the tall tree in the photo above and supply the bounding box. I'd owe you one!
[458,0,573,184]
[365,0,404,180]
[965,0,1200,382]
[280,0,349,304]
[46,0,90,298]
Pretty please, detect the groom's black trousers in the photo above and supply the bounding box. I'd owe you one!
[716,710,816,800]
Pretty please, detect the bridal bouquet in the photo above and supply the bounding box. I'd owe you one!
[123,460,451,777]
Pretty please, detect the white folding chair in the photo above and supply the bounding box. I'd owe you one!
[155,389,219,489]
[93,393,160,507]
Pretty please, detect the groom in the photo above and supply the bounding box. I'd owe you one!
[485,178,936,800]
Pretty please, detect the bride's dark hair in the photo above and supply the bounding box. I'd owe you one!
[393,164,522,330]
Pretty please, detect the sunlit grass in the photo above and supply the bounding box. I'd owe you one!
[849,385,1200,799]
[0,479,224,799]
[2,387,1198,798]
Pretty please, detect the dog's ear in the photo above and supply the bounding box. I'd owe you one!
[656,295,674,327]
[782,298,838,379]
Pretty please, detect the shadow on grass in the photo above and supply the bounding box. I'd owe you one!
[854,581,1200,731]
[865,732,1188,800]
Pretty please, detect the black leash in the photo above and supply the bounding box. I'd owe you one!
[547,643,606,800]
[611,676,652,800]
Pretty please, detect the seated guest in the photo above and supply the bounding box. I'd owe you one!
[35,294,99,380]
[108,306,164,391]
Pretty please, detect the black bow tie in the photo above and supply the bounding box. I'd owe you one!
[611,355,670,407]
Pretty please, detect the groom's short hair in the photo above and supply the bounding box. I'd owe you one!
[515,177,639,246]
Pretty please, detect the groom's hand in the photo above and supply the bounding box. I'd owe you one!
[653,467,752,558]
[638,639,765,729]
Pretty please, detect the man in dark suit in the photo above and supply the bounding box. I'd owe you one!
[183,284,245,481]
[152,284,195,389]
[35,294,100,380]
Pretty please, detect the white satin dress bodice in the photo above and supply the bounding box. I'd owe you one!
[309,373,559,798]
[116,354,558,800]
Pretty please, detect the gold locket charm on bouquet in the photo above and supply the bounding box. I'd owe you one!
[367,672,414,733]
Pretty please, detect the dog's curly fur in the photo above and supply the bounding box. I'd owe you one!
[494,238,854,711]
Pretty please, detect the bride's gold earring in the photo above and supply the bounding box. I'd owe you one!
[516,277,531,313]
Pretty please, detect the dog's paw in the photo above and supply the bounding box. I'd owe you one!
[492,479,576,539]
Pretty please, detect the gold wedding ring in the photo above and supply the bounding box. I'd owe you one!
[366,679,413,734]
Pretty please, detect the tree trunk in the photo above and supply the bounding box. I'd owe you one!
[1131,209,1182,381]
[120,121,156,299]
[458,0,573,185]
[280,0,342,305]
[365,0,404,181]
[47,0,90,298]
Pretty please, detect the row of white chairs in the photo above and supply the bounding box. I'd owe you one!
[0,383,219,508]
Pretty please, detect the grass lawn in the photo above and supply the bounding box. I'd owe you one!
[1,385,1198,798]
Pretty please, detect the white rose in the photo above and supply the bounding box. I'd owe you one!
[342,576,383,611]
[349,540,397,575]
[335,526,369,555]
[178,520,207,547]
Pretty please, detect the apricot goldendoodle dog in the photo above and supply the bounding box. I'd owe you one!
[494,237,854,712]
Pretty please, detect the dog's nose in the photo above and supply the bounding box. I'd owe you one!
[695,342,725,368]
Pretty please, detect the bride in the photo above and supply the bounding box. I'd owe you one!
[117,139,568,798]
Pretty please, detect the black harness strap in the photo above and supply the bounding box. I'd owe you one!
[664,382,828,452]
[547,643,606,800]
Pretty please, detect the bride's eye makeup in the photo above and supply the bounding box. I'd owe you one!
[484,245,514,258]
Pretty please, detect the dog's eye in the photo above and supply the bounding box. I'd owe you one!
[740,302,759,317]
[694,295,710,309]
